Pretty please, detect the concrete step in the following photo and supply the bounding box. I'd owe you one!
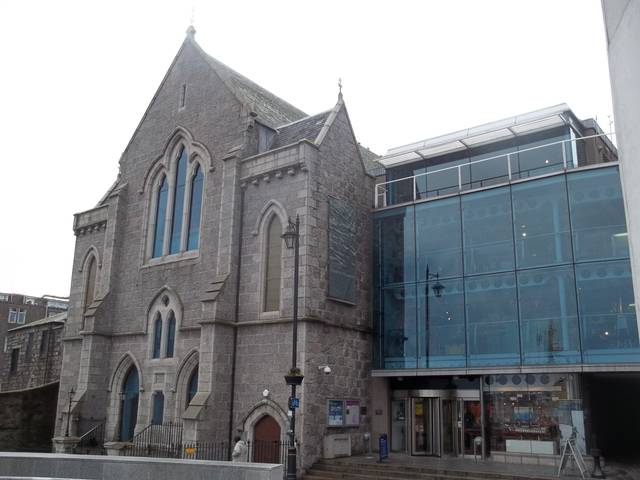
[302,459,555,480]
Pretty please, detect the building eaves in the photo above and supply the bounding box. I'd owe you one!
[8,311,67,332]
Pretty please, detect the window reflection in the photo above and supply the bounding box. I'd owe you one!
[375,207,416,286]
[382,285,417,369]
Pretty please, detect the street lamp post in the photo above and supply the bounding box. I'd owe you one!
[64,387,76,437]
[282,215,302,480]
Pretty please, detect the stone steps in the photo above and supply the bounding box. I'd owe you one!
[302,459,556,480]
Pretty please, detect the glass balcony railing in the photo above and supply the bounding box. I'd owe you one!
[375,133,615,208]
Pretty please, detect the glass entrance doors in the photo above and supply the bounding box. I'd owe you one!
[412,398,441,455]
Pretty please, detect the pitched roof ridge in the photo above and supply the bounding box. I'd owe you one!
[313,95,345,146]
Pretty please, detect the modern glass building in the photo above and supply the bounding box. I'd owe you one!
[371,105,639,461]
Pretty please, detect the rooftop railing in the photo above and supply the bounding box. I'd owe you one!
[375,132,615,208]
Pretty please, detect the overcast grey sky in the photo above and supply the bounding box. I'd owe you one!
[0,0,613,298]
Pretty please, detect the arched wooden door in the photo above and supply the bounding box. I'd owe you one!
[253,415,281,463]
[119,367,139,441]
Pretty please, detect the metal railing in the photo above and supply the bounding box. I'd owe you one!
[375,132,615,208]
[122,423,290,475]
[73,421,106,455]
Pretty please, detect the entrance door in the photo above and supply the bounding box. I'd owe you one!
[462,400,482,455]
[253,415,281,463]
[411,398,440,456]
[119,367,139,441]
[391,400,407,452]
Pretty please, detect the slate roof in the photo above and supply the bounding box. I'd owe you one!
[8,311,67,332]
[359,145,384,176]
[196,43,307,127]
[270,110,333,149]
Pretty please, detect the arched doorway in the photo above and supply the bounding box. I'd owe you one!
[119,367,139,441]
[253,415,281,463]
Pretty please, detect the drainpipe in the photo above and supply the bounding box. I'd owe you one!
[227,184,246,456]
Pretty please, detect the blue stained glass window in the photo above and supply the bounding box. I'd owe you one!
[153,176,168,258]
[576,260,640,363]
[170,147,188,254]
[120,367,139,441]
[518,266,580,365]
[166,312,176,358]
[512,176,573,269]
[152,391,164,425]
[462,187,515,275]
[187,164,203,251]
[568,168,629,262]
[465,273,520,366]
[152,315,162,359]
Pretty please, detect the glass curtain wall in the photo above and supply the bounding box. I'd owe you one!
[374,165,639,369]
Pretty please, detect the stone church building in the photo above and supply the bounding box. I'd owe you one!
[54,27,377,469]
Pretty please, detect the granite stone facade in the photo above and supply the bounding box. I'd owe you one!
[55,27,376,472]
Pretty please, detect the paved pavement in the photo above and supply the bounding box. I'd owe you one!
[336,453,639,479]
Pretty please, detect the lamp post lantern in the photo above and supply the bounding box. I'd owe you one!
[65,387,76,437]
[425,267,445,364]
[282,215,302,480]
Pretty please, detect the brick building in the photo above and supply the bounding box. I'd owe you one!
[54,26,378,470]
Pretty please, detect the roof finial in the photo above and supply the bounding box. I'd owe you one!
[338,78,343,100]
[186,24,196,39]
[186,5,196,39]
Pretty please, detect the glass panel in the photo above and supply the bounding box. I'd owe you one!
[153,315,162,359]
[512,176,572,268]
[568,168,629,262]
[469,142,515,189]
[576,260,640,363]
[515,128,569,179]
[463,401,482,455]
[518,267,580,365]
[391,400,407,452]
[152,392,164,425]
[263,216,282,312]
[417,278,465,368]
[466,273,520,366]
[374,207,415,286]
[166,313,176,358]
[415,197,462,280]
[484,373,582,456]
[153,176,168,258]
[187,164,204,251]
[381,284,417,369]
[425,152,470,197]
[462,187,515,275]
[170,147,188,254]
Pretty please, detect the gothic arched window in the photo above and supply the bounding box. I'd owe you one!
[84,256,97,311]
[150,141,206,260]
[263,216,282,312]
[152,314,162,359]
[187,164,204,251]
[153,176,169,258]
[187,366,198,406]
[166,311,176,358]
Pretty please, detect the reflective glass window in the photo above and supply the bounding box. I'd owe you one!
[387,165,418,205]
[466,273,520,366]
[518,266,580,365]
[576,260,640,363]
[424,151,470,197]
[568,168,629,262]
[417,278,465,368]
[462,187,514,275]
[374,207,415,286]
[469,141,515,189]
[515,128,569,179]
[152,392,164,425]
[415,197,462,280]
[153,176,168,258]
[381,285,417,369]
[170,147,188,254]
[187,164,203,251]
[512,176,572,268]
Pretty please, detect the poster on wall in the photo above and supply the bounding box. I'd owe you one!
[328,400,344,426]
[345,400,360,426]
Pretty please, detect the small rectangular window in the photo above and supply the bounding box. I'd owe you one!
[8,309,17,323]
[25,332,34,360]
[40,330,49,356]
[180,84,186,108]
[17,309,26,324]
[10,348,19,374]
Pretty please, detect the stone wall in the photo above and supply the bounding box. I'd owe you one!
[0,382,58,452]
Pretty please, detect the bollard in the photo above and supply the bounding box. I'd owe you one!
[591,448,605,479]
